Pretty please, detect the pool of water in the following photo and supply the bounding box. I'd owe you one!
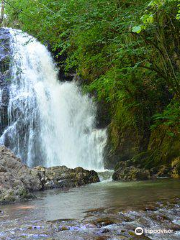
[1,179,180,221]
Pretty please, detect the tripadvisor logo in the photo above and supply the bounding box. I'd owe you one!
[135,227,173,235]
[135,227,144,235]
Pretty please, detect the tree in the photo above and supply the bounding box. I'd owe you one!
[0,0,5,24]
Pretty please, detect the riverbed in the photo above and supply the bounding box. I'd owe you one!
[0,179,180,239]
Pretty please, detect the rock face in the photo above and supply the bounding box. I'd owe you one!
[104,127,140,169]
[0,28,11,135]
[0,146,99,204]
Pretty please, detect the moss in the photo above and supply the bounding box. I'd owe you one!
[132,152,150,166]
[0,190,16,204]
[108,100,139,152]
[129,231,136,236]
[18,188,33,200]
[171,157,180,178]
[131,125,180,170]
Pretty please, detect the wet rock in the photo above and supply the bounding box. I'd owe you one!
[129,236,151,240]
[0,146,99,204]
[155,165,172,178]
[112,165,150,181]
[100,228,110,233]
[0,146,42,203]
[84,223,97,229]
[1,199,180,240]
[143,204,158,212]
[35,165,99,190]
[0,28,11,136]
[171,158,180,179]
[150,213,171,222]
[59,226,70,231]
[104,128,140,169]
[92,218,119,228]
[110,154,174,181]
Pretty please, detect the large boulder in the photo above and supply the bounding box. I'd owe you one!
[112,160,151,181]
[0,146,43,203]
[34,165,100,190]
[113,166,151,181]
[0,146,100,204]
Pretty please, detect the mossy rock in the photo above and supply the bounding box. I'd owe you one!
[171,157,180,178]
[155,165,172,178]
[131,150,162,170]
[171,157,180,169]
[0,190,16,204]
[148,126,180,165]
[113,166,150,181]
[132,152,150,166]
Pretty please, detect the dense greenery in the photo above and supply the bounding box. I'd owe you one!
[4,0,180,168]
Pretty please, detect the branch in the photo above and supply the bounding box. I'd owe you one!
[0,0,5,24]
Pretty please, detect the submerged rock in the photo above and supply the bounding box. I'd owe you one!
[0,199,179,240]
[0,146,100,204]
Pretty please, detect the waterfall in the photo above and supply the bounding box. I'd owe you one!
[0,29,107,171]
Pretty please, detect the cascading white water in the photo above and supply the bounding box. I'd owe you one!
[0,29,107,170]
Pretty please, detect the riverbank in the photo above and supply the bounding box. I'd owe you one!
[1,145,180,205]
[112,157,180,181]
[0,179,180,239]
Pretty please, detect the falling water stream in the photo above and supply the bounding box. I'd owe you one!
[0,29,107,170]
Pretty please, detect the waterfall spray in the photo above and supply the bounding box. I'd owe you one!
[0,29,107,171]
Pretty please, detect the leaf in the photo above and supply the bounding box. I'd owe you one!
[167,132,175,137]
[132,25,142,33]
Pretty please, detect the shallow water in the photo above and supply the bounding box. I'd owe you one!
[1,179,180,221]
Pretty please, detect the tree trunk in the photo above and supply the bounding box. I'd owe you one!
[0,0,5,24]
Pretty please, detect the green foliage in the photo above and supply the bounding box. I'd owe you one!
[152,100,180,136]
[4,0,180,154]
[133,0,180,33]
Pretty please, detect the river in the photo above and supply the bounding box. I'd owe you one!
[0,178,180,239]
